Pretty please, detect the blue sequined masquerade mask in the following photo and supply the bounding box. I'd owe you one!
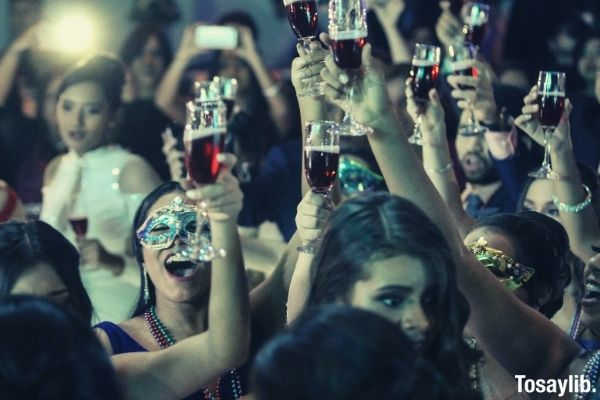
[339,156,386,196]
[136,197,200,250]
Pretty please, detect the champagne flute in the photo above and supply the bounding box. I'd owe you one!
[408,43,441,145]
[448,43,486,136]
[461,1,491,48]
[283,0,324,97]
[328,0,371,136]
[300,120,340,252]
[528,71,566,179]
[182,92,228,261]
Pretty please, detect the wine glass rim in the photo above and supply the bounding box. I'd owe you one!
[538,70,566,76]
[305,120,339,127]
[414,43,441,50]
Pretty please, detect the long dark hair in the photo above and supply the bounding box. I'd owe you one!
[0,295,122,399]
[0,221,92,325]
[131,181,183,316]
[119,24,173,67]
[473,212,571,318]
[308,192,480,398]
[252,305,459,400]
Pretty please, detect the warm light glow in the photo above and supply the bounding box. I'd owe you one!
[50,13,96,54]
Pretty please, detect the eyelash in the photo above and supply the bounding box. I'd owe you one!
[377,295,406,309]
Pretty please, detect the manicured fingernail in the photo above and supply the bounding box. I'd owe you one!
[339,74,349,84]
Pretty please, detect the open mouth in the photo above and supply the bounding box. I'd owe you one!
[582,281,600,306]
[165,254,199,278]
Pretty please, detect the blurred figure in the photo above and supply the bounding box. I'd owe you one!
[0,220,93,324]
[253,305,456,400]
[0,296,122,400]
[40,54,162,323]
[118,25,174,180]
[9,0,41,39]
[0,181,25,222]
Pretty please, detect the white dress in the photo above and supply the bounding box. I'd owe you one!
[41,145,148,324]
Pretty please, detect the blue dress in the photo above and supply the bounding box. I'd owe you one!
[95,321,247,399]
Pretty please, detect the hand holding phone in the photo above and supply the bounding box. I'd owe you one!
[195,26,239,50]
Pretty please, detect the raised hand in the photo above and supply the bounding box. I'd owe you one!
[405,84,446,145]
[320,36,390,129]
[295,191,333,247]
[514,85,573,153]
[435,1,463,49]
[186,153,243,223]
[291,41,328,97]
[175,24,209,62]
[161,128,185,183]
[233,26,259,63]
[447,59,498,125]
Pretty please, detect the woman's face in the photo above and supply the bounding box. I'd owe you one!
[464,227,530,305]
[578,38,600,86]
[56,82,112,155]
[521,179,560,222]
[140,192,210,304]
[347,255,431,346]
[11,262,71,307]
[130,35,167,98]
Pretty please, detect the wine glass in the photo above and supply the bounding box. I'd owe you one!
[528,71,566,179]
[300,120,340,252]
[461,2,491,48]
[448,43,486,136]
[408,43,441,145]
[182,93,228,261]
[69,215,88,239]
[284,0,324,97]
[328,0,372,136]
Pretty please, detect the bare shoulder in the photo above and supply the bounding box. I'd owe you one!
[43,155,65,186]
[94,326,114,355]
[119,156,162,194]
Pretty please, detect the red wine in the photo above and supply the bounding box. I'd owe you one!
[410,61,440,103]
[286,0,318,39]
[538,94,565,128]
[185,131,226,184]
[69,217,88,237]
[462,23,486,47]
[223,98,235,120]
[331,35,367,70]
[305,146,340,193]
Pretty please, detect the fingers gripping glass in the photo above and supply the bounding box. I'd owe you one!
[181,84,229,261]
[328,0,372,136]
[448,44,487,137]
[300,120,340,252]
[408,43,441,146]
[284,0,324,97]
[528,71,566,180]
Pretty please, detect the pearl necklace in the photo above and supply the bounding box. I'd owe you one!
[144,306,243,400]
[575,350,600,400]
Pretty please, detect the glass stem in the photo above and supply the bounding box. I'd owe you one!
[413,114,423,139]
[542,128,552,170]
[301,38,312,53]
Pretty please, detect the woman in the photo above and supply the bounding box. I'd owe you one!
[319,38,599,398]
[0,296,122,400]
[40,54,162,323]
[253,305,453,400]
[95,166,251,399]
[0,220,93,324]
[290,191,481,399]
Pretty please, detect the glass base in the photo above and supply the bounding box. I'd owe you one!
[339,115,373,136]
[458,123,488,136]
[407,132,423,146]
[528,164,558,180]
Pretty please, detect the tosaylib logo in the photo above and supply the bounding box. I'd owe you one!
[515,375,595,397]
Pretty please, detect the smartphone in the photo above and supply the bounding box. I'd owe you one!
[195,26,239,50]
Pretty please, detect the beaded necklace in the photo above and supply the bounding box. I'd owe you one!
[144,306,243,400]
[575,350,600,400]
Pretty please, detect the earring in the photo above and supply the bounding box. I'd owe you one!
[143,271,150,305]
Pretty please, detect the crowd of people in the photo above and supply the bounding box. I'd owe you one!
[2,0,600,399]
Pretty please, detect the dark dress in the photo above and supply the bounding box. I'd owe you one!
[95,321,248,399]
